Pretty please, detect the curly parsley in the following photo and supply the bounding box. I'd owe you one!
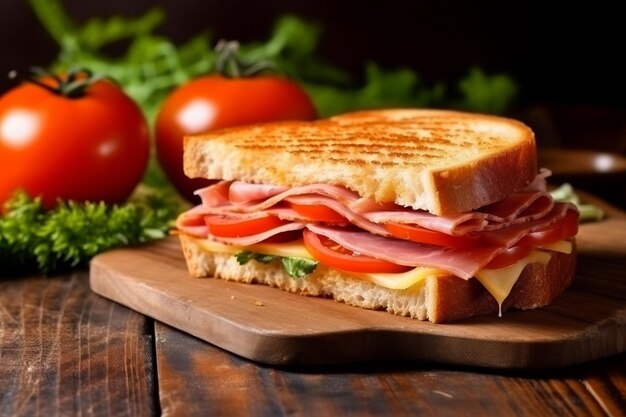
[0,188,183,275]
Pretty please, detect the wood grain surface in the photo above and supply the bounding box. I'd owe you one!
[90,211,626,369]
[0,272,156,417]
[154,322,626,417]
[2,272,624,417]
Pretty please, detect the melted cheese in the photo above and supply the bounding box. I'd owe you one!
[192,237,569,311]
[351,268,446,290]
[475,251,551,316]
[195,238,312,259]
[537,240,572,254]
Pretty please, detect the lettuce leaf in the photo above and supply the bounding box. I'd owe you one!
[235,251,318,278]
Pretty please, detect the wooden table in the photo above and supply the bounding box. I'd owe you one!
[2,191,626,416]
[0,268,624,417]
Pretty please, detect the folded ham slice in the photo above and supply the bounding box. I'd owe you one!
[306,224,503,279]
[363,192,555,235]
[205,222,306,246]
[195,181,360,212]
[177,175,577,277]
[188,177,560,237]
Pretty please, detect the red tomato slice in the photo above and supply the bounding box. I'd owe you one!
[517,210,579,246]
[303,230,411,273]
[289,203,346,223]
[384,223,481,249]
[485,246,533,269]
[204,214,287,237]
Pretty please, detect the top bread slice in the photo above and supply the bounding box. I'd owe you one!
[183,109,537,215]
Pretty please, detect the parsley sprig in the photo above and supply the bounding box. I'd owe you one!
[0,189,183,275]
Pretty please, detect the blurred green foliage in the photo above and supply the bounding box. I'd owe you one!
[28,0,518,120]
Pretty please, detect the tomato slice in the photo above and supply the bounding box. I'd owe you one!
[484,245,533,269]
[517,210,579,246]
[303,230,411,273]
[384,223,481,249]
[289,203,346,223]
[204,214,287,237]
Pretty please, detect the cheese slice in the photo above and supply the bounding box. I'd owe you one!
[191,236,568,312]
[537,240,572,254]
[350,267,446,290]
[475,250,551,316]
[195,238,312,259]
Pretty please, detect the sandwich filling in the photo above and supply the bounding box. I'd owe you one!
[176,173,578,312]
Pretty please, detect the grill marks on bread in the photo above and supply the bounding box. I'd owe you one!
[184,109,537,214]
[231,117,505,169]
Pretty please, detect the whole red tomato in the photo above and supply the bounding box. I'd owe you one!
[0,70,150,209]
[155,74,317,202]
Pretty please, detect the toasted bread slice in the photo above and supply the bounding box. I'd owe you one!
[184,109,537,215]
[178,234,576,323]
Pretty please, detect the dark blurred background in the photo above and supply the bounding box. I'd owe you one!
[1,0,625,152]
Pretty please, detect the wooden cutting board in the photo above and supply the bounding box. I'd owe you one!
[89,199,626,369]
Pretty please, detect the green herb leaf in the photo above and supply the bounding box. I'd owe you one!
[549,183,605,222]
[234,251,317,278]
[281,257,318,278]
[235,251,277,265]
[0,187,183,276]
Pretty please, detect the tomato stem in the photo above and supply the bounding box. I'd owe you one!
[9,67,105,98]
[214,40,276,78]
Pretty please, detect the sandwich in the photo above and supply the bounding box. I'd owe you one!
[175,109,578,323]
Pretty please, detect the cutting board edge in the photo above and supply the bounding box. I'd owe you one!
[89,254,626,368]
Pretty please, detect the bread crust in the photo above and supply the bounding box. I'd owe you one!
[178,234,576,323]
[183,109,537,215]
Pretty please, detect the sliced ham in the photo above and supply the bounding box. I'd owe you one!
[350,198,402,213]
[191,180,556,237]
[480,202,576,247]
[177,174,577,277]
[195,181,233,207]
[364,191,555,235]
[523,168,551,192]
[285,195,389,236]
[198,182,360,214]
[364,210,488,235]
[306,224,502,279]
[479,192,554,226]
[228,181,289,205]
[207,222,306,246]
[176,204,210,237]
[181,194,389,236]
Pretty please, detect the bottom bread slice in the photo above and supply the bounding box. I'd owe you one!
[178,234,576,323]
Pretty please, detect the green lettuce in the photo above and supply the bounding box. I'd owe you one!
[235,251,318,278]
